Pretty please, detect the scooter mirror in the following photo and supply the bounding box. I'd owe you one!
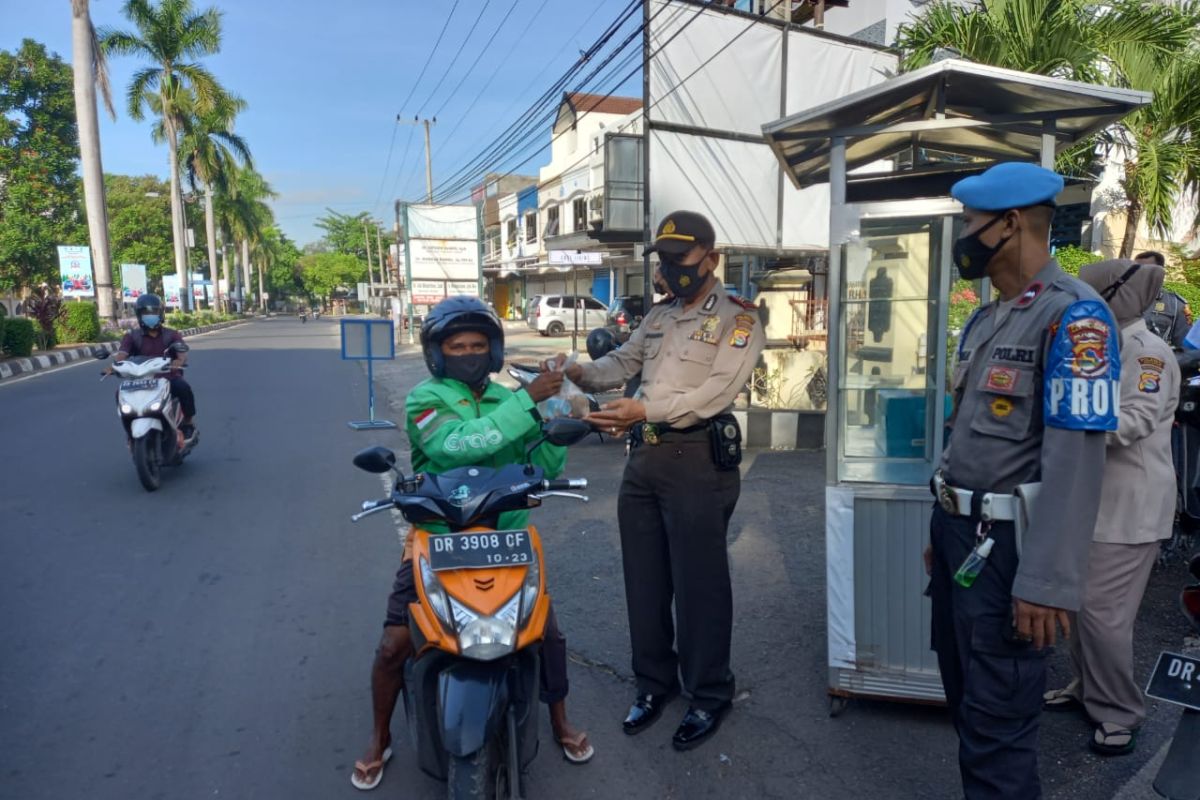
[353,446,397,474]
[543,417,592,447]
[92,348,110,360]
[167,341,189,354]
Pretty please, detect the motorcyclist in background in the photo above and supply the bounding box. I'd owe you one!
[107,294,197,440]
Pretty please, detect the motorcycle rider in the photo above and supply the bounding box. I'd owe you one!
[351,295,593,791]
[108,294,196,439]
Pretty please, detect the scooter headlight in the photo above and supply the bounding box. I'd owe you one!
[120,403,134,415]
[518,554,541,626]
[149,401,162,412]
[417,555,453,630]
[454,594,518,661]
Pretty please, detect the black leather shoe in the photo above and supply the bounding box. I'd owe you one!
[671,704,730,751]
[622,691,677,735]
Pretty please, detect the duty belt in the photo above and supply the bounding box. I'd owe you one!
[632,421,708,446]
[932,471,1018,522]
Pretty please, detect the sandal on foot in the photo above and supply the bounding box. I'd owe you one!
[350,746,393,790]
[1043,684,1083,713]
[555,731,594,764]
[1090,723,1136,756]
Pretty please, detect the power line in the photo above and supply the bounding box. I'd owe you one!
[435,0,619,159]
[372,1,461,207]
[430,0,681,202]
[427,0,644,201]
[437,0,785,206]
[414,0,494,116]
[430,0,525,120]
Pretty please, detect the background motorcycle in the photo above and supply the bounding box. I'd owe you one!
[351,417,591,800]
[96,343,196,491]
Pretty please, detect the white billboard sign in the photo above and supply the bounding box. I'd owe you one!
[549,250,603,266]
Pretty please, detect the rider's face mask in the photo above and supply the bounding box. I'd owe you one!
[443,353,491,388]
[141,314,161,328]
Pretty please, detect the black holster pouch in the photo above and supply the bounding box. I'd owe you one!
[709,413,742,471]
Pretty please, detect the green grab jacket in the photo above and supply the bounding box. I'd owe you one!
[405,376,566,532]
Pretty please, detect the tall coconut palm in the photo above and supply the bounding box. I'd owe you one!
[225,167,275,311]
[176,91,252,313]
[896,0,1200,256]
[100,0,226,312]
[71,0,117,321]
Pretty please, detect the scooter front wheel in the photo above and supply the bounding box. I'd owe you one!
[133,431,161,491]
[447,736,501,800]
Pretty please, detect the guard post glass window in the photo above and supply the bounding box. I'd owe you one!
[837,215,948,484]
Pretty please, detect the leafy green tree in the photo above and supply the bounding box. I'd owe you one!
[0,40,86,293]
[314,209,393,266]
[298,252,366,301]
[101,0,229,311]
[896,0,1200,257]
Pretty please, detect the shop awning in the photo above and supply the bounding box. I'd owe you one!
[762,59,1151,189]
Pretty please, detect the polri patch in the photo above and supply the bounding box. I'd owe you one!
[729,326,752,348]
[1044,300,1120,431]
[1139,372,1161,393]
[1066,317,1112,378]
[1138,356,1166,372]
[991,345,1036,365]
[991,397,1014,418]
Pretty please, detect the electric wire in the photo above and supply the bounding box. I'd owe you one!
[414,0,494,116]
[429,0,525,120]
[421,0,642,203]
[436,0,786,207]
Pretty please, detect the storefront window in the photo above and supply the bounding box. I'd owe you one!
[837,215,947,484]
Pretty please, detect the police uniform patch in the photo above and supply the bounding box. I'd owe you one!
[1138,356,1166,371]
[1139,372,1161,393]
[1156,302,1167,312]
[1045,300,1120,431]
[985,366,1019,393]
[735,313,756,329]
[702,294,718,312]
[689,315,720,345]
[729,328,751,348]
[729,294,757,310]
[991,397,1014,418]
[1066,318,1112,378]
[991,345,1036,364]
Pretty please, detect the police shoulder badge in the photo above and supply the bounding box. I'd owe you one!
[1138,355,1165,394]
[1044,300,1120,431]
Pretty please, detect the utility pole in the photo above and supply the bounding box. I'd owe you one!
[400,115,437,203]
[376,226,386,289]
[641,0,652,315]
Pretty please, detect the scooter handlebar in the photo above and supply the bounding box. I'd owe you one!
[351,498,394,523]
[542,478,587,491]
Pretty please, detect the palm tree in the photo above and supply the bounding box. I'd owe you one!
[100,0,226,312]
[225,166,275,311]
[896,0,1200,257]
[176,91,252,313]
[70,0,117,321]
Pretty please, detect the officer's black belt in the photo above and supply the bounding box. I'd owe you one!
[630,421,709,446]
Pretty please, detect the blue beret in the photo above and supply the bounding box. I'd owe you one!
[951,162,1065,211]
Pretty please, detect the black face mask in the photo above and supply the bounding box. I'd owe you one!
[443,353,491,388]
[659,251,709,299]
[952,215,1011,280]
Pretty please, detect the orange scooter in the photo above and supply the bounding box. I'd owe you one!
[351,417,591,800]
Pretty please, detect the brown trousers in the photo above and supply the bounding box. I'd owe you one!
[1068,540,1159,729]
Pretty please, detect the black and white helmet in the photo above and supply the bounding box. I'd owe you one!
[135,293,165,331]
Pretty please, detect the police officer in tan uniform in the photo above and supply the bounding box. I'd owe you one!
[1136,251,1191,349]
[928,163,1120,799]
[1043,259,1180,756]
[550,211,765,750]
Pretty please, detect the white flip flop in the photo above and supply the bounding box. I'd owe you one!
[350,746,393,791]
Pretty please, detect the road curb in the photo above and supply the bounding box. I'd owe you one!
[0,319,246,382]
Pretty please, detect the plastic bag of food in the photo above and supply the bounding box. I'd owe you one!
[507,352,595,419]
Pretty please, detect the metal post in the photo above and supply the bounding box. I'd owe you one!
[641,0,653,313]
[363,221,374,298]
[402,202,415,344]
[572,267,580,352]
[1040,120,1056,169]
[825,136,847,482]
[424,119,435,203]
[376,226,386,293]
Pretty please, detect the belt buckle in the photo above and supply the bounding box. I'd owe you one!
[643,423,660,446]
[934,473,957,515]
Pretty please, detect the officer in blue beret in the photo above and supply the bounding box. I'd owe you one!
[926,162,1120,798]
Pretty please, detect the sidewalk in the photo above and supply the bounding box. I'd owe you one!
[0,319,247,382]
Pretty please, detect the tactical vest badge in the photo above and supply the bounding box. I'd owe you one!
[1066,318,1110,378]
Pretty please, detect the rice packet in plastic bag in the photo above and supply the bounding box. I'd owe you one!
[507,352,595,419]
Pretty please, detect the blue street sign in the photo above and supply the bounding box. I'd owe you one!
[340,318,397,430]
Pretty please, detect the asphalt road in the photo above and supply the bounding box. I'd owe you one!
[0,318,1194,800]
